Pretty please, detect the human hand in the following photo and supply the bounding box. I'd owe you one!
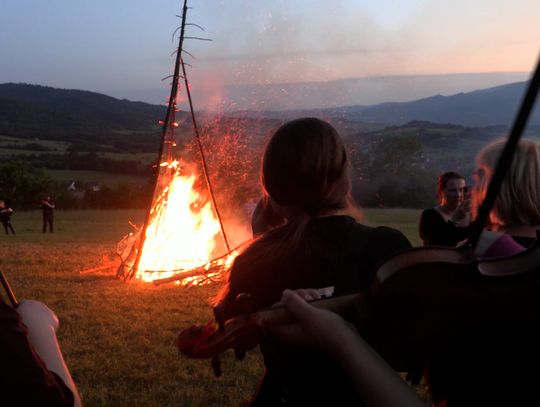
[17,300,59,333]
[267,289,358,353]
[462,198,472,213]
[451,199,471,223]
[271,288,321,308]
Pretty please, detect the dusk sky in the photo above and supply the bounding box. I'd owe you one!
[1,0,539,109]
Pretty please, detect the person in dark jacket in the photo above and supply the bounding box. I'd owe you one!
[0,199,15,235]
[215,118,411,406]
[40,196,55,233]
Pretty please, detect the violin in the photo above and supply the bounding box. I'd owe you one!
[361,240,540,372]
[177,292,362,375]
[177,240,540,376]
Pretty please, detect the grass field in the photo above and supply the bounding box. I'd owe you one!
[0,134,70,152]
[0,208,421,406]
[43,169,150,188]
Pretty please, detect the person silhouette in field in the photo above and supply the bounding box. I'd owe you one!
[214,117,411,406]
[0,200,15,235]
[40,196,55,233]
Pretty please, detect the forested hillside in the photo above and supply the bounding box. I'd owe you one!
[0,83,165,152]
[1,83,539,211]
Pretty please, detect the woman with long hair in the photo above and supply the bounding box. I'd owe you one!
[473,138,540,250]
[418,171,471,246]
[215,117,411,406]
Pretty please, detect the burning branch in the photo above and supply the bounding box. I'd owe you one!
[151,243,246,286]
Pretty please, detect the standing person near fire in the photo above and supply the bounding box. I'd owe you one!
[215,117,411,406]
[41,195,55,233]
[0,199,15,235]
[418,171,471,246]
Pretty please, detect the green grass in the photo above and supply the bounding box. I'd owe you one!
[99,152,156,164]
[0,148,63,156]
[363,208,422,246]
[0,134,155,165]
[0,209,422,406]
[0,134,69,152]
[43,169,149,187]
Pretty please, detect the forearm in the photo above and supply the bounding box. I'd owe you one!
[332,329,425,407]
[25,324,82,407]
[25,324,82,406]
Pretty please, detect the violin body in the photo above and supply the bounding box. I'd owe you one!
[364,242,540,371]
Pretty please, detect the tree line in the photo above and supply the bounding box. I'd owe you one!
[1,132,442,212]
[6,152,152,176]
[0,161,153,210]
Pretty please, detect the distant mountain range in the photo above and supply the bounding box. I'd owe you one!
[0,83,164,131]
[232,81,540,128]
[0,83,169,151]
[121,72,530,107]
[1,81,539,145]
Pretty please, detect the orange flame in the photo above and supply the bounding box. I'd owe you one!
[132,161,237,284]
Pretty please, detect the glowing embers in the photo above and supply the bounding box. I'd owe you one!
[134,161,232,284]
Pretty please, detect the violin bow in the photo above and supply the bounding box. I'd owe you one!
[0,271,19,308]
[468,54,540,250]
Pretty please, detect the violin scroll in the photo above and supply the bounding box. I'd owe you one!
[176,293,264,376]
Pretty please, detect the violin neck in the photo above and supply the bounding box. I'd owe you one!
[256,293,363,327]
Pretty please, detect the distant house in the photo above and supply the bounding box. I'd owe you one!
[67,180,77,191]
[85,181,102,192]
[66,180,85,200]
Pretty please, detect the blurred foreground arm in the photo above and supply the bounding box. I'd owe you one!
[269,290,425,407]
[1,300,82,406]
[17,300,82,406]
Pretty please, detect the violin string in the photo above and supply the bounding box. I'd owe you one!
[0,271,19,308]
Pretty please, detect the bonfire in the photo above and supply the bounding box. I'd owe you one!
[116,0,239,285]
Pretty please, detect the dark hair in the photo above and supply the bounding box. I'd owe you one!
[474,139,540,227]
[437,171,464,203]
[215,118,353,304]
[262,117,350,214]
